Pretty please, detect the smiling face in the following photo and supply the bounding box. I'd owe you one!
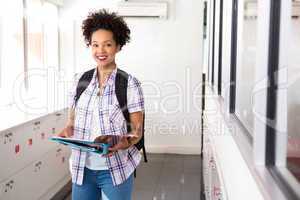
[91,29,120,69]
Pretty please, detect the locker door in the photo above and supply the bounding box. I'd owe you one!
[0,180,13,200]
[0,110,68,181]
[41,145,71,186]
[8,160,48,200]
[8,145,71,200]
[32,117,57,155]
[38,145,71,197]
[0,125,32,181]
[51,110,68,135]
[211,158,221,200]
[24,120,53,163]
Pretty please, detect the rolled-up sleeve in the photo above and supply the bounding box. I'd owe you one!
[127,75,144,113]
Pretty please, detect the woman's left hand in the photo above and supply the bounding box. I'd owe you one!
[105,136,131,157]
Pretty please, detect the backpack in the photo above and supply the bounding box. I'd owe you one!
[74,68,145,151]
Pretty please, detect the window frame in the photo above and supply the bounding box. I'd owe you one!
[268,0,300,198]
[217,0,223,95]
[229,0,238,114]
[0,0,60,131]
[211,0,216,86]
[205,0,300,199]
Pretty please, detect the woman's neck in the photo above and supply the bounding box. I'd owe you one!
[97,63,116,86]
[97,62,116,74]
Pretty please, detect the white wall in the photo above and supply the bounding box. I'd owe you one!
[59,0,204,154]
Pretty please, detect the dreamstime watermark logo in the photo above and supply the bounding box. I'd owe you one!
[250,67,295,133]
[5,65,298,137]
[145,117,203,136]
[142,68,205,115]
[7,66,207,117]
[11,67,71,115]
[212,67,299,134]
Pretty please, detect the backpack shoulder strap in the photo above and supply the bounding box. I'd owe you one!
[115,68,131,132]
[115,68,145,151]
[74,68,95,105]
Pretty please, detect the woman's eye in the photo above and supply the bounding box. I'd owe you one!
[92,44,98,48]
[106,44,112,47]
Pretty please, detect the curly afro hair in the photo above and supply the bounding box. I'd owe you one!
[82,9,130,49]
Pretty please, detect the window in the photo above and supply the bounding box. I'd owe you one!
[235,0,258,134]
[0,1,25,128]
[221,0,232,99]
[213,0,220,90]
[0,0,59,129]
[42,2,59,69]
[24,0,59,115]
[265,0,300,198]
[217,0,223,95]
[204,0,300,198]
[286,0,300,184]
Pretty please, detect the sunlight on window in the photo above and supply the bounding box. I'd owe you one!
[235,0,258,134]
[25,0,59,117]
[0,1,25,129]
[0,0,59,130]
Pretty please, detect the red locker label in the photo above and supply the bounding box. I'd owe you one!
[28,138,33,146]
[15,144,20,154]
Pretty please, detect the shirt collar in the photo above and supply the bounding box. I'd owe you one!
[91,67,117,86]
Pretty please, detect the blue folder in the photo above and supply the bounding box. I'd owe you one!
[50,136,110,154]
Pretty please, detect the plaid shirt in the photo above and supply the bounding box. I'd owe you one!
[68,67,144,186]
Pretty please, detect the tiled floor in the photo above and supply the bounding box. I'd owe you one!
[64,154,201,200]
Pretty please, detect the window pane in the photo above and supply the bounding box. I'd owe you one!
[235,0,258,133]
[43,2,58,69]
[287,0,300,182]
[24,0,59,115]
[213,0,220,89]
[0,1,25,129]
[221,0,232,98]
[25,0,47,115]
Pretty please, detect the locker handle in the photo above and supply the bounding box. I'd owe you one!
[34,121,41,126]
[55,113,62,116]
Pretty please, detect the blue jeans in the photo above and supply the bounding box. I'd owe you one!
[72,168,134,200]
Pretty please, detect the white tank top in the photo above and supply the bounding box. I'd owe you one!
[85,94,108,170]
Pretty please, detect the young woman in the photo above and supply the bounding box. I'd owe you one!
[58,9,144,200]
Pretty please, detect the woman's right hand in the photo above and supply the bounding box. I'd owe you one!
[57,125,74,138]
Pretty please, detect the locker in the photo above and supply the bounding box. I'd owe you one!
[2,145,70,200]
[0,125,32,181]
[0,180,12,200]
[53,110,68,131]
[211,158,222,200]
[44,110,67,139]
[31,116,58,154]
[202,128,227,200]
[0,110,67,181]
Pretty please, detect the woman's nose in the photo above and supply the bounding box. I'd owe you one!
[99,44,106,53]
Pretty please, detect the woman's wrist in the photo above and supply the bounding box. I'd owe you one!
[126,136,141,147]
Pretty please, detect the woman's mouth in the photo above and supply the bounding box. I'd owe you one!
[97,55,108,61]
